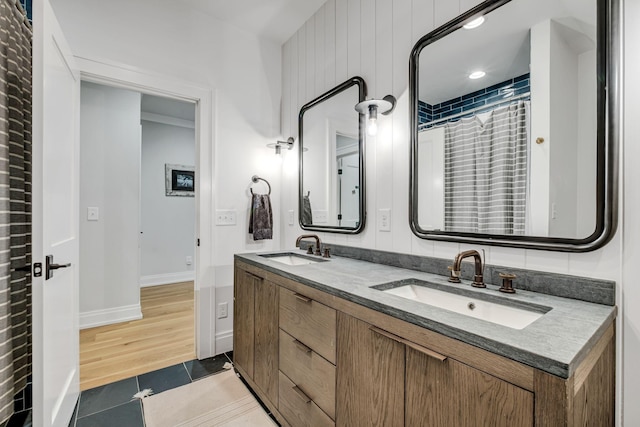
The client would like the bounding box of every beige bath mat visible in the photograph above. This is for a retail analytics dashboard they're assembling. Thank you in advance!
[141,369,277,427]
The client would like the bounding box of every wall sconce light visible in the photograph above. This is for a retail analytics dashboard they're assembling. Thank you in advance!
[267,137,294,155]
[355,95,397,136]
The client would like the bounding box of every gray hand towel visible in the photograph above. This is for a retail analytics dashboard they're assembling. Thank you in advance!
[302,194,313,225]
[249,194,273,240]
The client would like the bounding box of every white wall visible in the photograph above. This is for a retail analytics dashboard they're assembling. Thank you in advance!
[548,20,580,238]
[576,48,597,238]
[623,1,640,425]
[79,81,142,328]
[530,19,596,239]
[281,0,625,423]
[140,119,195,285]
[281,0,620,279]
[417,127,445,230]
[51,0,283,353]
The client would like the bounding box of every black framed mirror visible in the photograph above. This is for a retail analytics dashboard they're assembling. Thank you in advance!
[409,0,618,251]
[299,77,367,233]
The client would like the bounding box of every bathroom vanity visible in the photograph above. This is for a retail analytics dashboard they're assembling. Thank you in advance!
[233,250,616,427]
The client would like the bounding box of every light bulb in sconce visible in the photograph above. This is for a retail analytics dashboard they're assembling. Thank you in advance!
[463,16,485,29]
[355,95,397,138]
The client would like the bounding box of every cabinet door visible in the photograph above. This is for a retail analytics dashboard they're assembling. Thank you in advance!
[233,268,256,378]
[254,279,279,406]
[336,313,405,427]
[405,346,534,427]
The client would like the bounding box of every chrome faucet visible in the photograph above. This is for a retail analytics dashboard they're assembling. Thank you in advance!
[295,234,322,256]
[449,249,485,288]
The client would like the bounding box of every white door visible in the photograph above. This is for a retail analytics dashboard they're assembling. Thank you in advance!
[32,1,80,426]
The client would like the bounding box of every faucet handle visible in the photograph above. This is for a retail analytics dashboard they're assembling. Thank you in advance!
[306,246,314,255]
[448,266,461,283]
[323,247,331,258]
[499,273,516,293]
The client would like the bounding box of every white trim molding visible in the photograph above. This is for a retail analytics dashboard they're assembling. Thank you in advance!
[79,304,143,330]
[215,330,233,354]
[140,271,196,287]
[141,112,195,129]
[73,55,216,358]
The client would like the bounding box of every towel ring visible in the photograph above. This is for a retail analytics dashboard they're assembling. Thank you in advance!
[250,175,271,195]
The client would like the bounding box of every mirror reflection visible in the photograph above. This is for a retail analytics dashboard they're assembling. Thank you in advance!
[412,0,599,241]
[299,77,366,233]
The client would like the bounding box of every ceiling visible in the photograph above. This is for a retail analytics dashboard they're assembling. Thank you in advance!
[180,0,327,44]
[419,0,596,104]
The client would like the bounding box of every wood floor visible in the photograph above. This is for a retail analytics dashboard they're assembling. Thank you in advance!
[79,281,196,391]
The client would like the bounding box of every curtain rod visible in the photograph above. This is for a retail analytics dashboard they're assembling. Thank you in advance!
[419,92,530,130]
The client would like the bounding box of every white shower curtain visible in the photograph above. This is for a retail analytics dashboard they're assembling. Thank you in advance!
[444,101,528,234]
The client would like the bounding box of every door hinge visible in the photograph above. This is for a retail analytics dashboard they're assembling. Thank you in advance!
[197,238,200,247]
[33,263,42,278]
[338,214,342,220]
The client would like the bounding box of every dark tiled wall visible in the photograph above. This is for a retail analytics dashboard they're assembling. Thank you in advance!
[419,73,530,126]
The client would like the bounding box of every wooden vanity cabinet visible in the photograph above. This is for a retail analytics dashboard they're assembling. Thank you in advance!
[233,267,279,407]
[234,261,615,427]
[337,312,533,427]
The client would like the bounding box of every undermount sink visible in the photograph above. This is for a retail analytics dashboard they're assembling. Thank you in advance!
[374,279,550,330]
[258,252,325,266]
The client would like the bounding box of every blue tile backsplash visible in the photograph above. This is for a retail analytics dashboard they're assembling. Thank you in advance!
[418,73,530,127]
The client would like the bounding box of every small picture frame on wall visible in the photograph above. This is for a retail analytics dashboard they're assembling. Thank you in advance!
[165,164,195,197]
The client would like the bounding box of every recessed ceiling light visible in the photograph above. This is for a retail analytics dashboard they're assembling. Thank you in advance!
[463,16,485,30]
[469,71,486,80]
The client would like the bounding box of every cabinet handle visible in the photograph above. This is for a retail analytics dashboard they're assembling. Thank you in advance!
[370,326,447,362]
[294,293,312,303]
[292,385,312,403]
[293,339,312,354]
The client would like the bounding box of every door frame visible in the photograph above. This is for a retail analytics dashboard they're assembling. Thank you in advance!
[75,56,216,359]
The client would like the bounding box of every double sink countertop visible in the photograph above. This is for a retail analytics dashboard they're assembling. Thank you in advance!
[235,251,616,379]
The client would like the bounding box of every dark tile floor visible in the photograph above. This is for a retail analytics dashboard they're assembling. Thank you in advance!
[69,351,235,427]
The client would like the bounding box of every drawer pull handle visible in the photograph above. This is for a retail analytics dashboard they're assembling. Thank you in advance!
[293,339,312,354]
[370,326,447,362]
[294,293,312,303]
[292,385,312,403]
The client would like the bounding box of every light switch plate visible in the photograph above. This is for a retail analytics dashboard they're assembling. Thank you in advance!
[87,207,99,221]
[288,210,295,226]
[379,209,391,232]
[215,209,237,226]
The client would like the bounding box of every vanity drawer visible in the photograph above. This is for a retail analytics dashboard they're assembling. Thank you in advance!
[279,371,335,427]
[279,329,336,420]
[279,287,336,364]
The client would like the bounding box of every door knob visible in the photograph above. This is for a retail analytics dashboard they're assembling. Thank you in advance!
[45,255,71,280]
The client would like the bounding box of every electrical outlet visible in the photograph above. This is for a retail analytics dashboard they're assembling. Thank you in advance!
[379,209,391,232]
[217,302,228,319]
[186,256,193,266]
[288,210,295,226]
[314,210,328,224]
[215,210,237,226]
[87,207,99,221]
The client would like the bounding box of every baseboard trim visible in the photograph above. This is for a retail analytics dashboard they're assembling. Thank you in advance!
[140,271,195,287]
[80,304,142,329]
[215,330,233,354]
